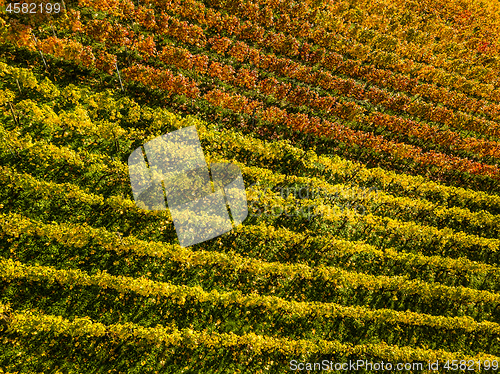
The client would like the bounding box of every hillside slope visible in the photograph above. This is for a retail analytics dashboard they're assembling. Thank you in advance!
[1,0,500,372]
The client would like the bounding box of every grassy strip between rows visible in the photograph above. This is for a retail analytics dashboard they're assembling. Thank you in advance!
[230,223,500,291]
[224,157,500,266]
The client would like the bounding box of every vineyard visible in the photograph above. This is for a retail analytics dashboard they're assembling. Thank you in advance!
[1,0,500,372]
